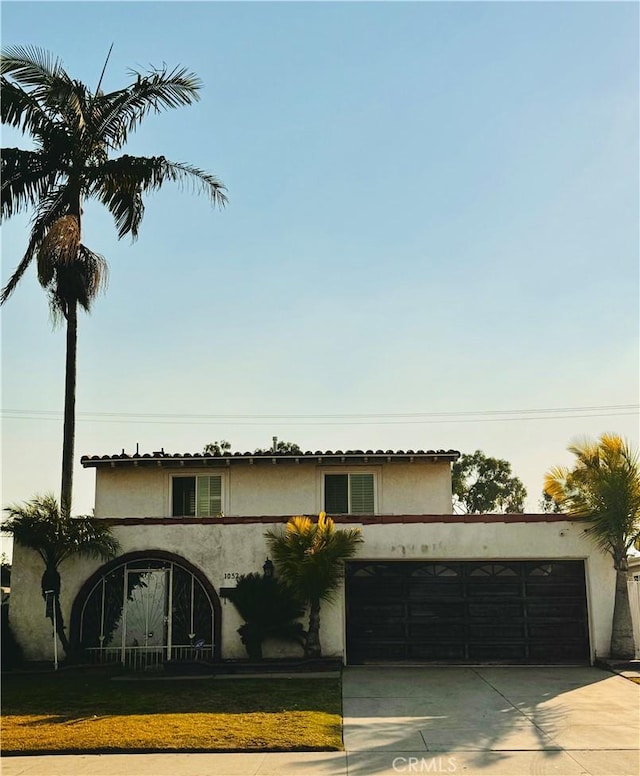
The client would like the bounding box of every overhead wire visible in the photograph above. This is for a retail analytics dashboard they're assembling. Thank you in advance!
[1,404,638,426]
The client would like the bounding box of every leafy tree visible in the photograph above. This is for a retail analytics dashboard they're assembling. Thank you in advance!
[452,450,527,513]
[544,434,640,658]
[1,494,120,656]
[265,513,362,658]
[255,440,303,454]
[203,440,232,455]
[227,572,306,660]
[1,46,227,517]
[538,491,563,514]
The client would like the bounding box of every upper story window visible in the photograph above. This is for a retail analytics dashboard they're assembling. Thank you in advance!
[324,473,375,514]
[172,475,223,517]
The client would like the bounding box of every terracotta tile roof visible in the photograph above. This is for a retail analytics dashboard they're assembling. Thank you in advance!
[81,448,460,468]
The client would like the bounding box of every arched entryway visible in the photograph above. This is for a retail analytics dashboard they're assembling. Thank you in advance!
[71,551,221,668]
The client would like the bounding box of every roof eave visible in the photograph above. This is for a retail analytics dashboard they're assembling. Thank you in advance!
[81,450,461,469]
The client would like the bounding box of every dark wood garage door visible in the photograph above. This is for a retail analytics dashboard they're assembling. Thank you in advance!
[345,560,590,663]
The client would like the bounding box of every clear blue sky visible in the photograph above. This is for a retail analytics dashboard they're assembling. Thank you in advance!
[2,1,638,554]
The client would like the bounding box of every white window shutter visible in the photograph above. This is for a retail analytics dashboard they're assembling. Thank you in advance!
[350,473,374,513]
[196,476,222,516]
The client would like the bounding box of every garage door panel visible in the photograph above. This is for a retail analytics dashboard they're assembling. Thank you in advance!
[467,585,522,598]
[408,601,466,618]
[410,643,466,660]
[409,581,464,598]
[468,602,523,618]
[469,643,527,661]
[346,560,589,664]
[527,601,586,618]
[410,622,466,639]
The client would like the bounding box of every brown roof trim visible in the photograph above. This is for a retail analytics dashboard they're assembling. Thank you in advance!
[102,513,574,527]
[81,448,460,469]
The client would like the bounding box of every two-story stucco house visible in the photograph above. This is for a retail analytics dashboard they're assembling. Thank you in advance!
[8,447,616,667]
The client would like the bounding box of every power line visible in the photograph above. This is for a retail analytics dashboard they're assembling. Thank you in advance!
[1,404,638,426]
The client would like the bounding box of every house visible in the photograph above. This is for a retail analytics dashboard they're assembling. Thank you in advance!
[8,447,616,667]
[628,555,640,658]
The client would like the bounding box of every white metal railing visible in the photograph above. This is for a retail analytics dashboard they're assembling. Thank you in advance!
[84,644,214,669]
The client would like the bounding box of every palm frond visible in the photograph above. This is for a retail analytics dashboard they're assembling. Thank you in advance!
[1,147,61,219]
[2,46,93,144]
[87,154,226,238]
[265,513,363,604]
[89,168,145,239]
[56,517,120,565]
[2,493,120,570]
[0,77,55,137]
[544,434,640,568]
[1,45,68,87]
[92,65,202,148]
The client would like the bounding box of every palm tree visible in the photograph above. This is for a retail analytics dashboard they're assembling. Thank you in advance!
[1,493,120,656]
[544,433,640,659]
[265,512,362,658]
[1,45,227,517]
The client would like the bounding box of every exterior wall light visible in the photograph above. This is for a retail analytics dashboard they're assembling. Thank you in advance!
[263,558,274,578]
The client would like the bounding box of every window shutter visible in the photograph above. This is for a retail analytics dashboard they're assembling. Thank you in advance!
[350,473,374,513]
[196,476,222,516]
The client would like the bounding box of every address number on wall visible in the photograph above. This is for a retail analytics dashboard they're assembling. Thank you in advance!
[223,571,241,585]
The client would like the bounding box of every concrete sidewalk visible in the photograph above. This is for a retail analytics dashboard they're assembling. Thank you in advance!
[2,666,639,776]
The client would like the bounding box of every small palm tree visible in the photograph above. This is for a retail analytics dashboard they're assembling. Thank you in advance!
[265,513,363,658]
[1,494,120,656]
[1,45,227,517]
[544,433,640,659]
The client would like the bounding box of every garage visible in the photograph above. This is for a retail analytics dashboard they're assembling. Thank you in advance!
[345,560,590,663]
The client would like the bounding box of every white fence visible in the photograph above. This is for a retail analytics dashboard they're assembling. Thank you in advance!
[84,644,214,670]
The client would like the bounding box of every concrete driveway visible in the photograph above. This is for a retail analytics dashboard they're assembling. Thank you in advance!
[343,665,640,776]
[2,666,638,776]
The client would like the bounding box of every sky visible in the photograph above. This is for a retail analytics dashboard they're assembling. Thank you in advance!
[1,1,638,557]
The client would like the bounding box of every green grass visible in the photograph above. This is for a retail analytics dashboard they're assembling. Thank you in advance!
[1,670,343,754]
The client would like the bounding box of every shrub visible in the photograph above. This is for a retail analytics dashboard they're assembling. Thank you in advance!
[228,573,305,659]
[1,604,24,670]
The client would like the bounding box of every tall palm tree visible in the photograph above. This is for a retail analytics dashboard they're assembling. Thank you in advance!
[544,433,640,659]
[1,45,227,517]
[1,493,120,656]
[265,512,362,658]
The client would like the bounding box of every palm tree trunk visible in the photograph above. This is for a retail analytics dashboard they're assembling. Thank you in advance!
[42,566,70,657]
[305,597,322,658]
[60,300,77,518]
[610,568,635,659]
[53,593,71,656]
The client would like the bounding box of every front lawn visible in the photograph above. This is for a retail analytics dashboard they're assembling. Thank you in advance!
[1,670,342,754]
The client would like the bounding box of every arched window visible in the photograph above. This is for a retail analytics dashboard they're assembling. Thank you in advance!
[71,551,220,668]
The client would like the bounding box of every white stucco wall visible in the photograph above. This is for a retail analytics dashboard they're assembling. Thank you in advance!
[95,469,166,518]
[7,518,616,665]
[93,461,453,518]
